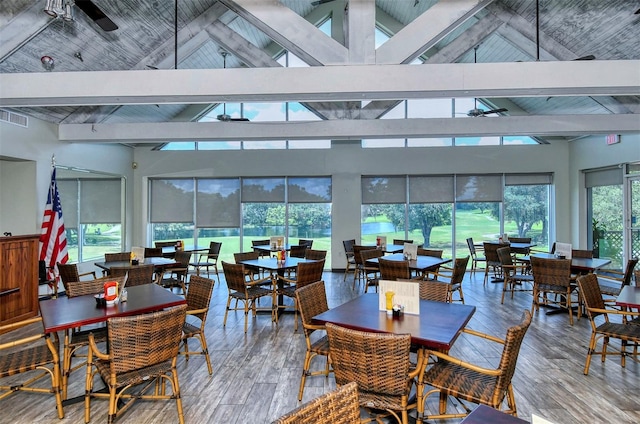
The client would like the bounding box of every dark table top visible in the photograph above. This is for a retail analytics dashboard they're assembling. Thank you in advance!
[367,253,452,271]
[460,405,529,424]
[252,244,292,253]
[530,252,611,272]
[312,293,475,351]
[485,241,537,250]
[615,285,640,309]
[39,283,186,333]
[238,256,319,271]
[94,256,177,271]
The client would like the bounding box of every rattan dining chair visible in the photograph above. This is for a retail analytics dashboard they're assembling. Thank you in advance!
[305,249,327,260]
[530,256,577,325]
[596,257,638,302]
[416,248,443,279]
[421,310,531,420]
[57,262,97,293]
[326,322,418,424]
[143,247,163,258]
[483,242,508,285]
[84,305,188,424]
[294,281,332,402]
[378,257,411,281]
[360,248,384,293]
[428,256,469,304]
[466,237,486,274]
[352,245,374,288]
[497,247,534,304]
[180,275,215,375]
[393,239,413,245]
[158,250,191,294]
[234,250,263,280]
[342,239,356,283]
[576,274,640,375]
[252,239,271,258]
[271,381,360,424]
[222,261,274,332]
[189,241,222,281]
[417,279,450,302]
[110,263,155,286]
[278,259,325,329]
[0,317,64,419]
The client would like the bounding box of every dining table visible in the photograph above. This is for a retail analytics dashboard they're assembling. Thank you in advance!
[251,244,291,256]
[312,293,476,419]
[615,285,640,310]
[460,405,529,424]
[366,252,452,273]
[94,256,178,274]
[39,283,186,403]
[530,252,611,273]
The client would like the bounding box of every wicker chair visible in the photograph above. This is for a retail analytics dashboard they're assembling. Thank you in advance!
[289,245,308,259]
[294,281,332,402]
[360,248,384,293]
[252,239,271,258]
[422,310,532,420]
[158,250,191,294]
[305,249,327,260]
[342,239,356,283]
[497,247,534,304]
[234,250,262,280]
[418,279,450,302]
[155,240,179,248]
[379,257,411,281]
[271,381,360,424]
[393,239,413,245]
[143,247,163,258]
[572,249,594,259]
[278,260,325,329]
[222,261,274,333]
[57,262,97,293]
[416,248,443,279]
[483,242,508,285]
[326,323,418,424]
[428,256,469,304]
[596,257,638,301]
[63,276,125,400]
[84,305,188,424]
[530,256,577,325]
[507,237,532,257]
[110,263,155,286]
[576,274,640,375]
[352,245,374,288]
[466,238,486,274]
[104,252,131,262]
[189,241,222,280]
[180,275,215,375]
[0,317,64,419]
[298,239,314,249]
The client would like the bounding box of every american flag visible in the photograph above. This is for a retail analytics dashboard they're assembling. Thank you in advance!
[39,168,69,281]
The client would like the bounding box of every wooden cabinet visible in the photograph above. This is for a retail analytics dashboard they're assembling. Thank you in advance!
[0,234,39,326]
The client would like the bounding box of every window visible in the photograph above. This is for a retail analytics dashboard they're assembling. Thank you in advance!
[150,179,195,254]
[586,167,623,269]
[409,176,454,255]
[361,176,407,245]
[504,174,552,251]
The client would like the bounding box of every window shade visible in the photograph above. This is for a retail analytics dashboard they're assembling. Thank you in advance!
[455,175,502,202]
[150,179,194,223]
[196,179,240,227]
[584,167,623,188]
[288,177,331,202]
[241,178,285,202]
[505,173,553,186]
[80,179,122,224]
[57,179,78,228]
[409,175,454,203]
[361,176,406,204]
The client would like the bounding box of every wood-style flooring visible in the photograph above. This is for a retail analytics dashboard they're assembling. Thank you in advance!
[2,269,640,424]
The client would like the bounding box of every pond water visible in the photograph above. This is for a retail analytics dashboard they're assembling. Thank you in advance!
[361,222,395,235]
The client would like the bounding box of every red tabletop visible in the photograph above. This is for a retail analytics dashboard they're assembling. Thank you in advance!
[530,253,611,273]
[39,283,186,334]
[312,293,475,351]
[461,405,528,424]
[367,253,451,272]
[615,285,640,309]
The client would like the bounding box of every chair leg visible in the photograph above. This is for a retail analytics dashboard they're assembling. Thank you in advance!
[298,350,313,401]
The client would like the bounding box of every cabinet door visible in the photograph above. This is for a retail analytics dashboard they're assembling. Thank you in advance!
[0,238,38,324]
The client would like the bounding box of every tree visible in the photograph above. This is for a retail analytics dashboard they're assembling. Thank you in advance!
[380,204,451,247]
[500,185,548,241]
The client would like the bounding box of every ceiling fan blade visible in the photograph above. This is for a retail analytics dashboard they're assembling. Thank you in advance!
[483,108,508,115]
[311,0,336,6]
[574,54,595,61]
[75,0,118,32]
[230,118,250,122]
[635,8,640,14]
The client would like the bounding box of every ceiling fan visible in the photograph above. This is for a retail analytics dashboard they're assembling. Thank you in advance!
[44,0,118,32]
[466,46,508,117]
[216,51,250,122]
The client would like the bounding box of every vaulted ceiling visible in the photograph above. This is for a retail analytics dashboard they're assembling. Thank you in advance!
[1,0,639,145]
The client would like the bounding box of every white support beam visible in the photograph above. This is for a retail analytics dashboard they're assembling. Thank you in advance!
[347,0,376,64]
[58,114,640,143]
[376,0,493,64]
[218,0,348,65]
[0,3,52,60]
[2,61,639,107]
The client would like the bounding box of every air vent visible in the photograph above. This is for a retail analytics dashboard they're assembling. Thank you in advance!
[0,109,28,128]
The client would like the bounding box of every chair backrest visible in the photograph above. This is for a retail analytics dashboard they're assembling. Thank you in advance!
[234,251,259,262]
[144,247,163,258]
[508,237,531,244]
[378,257,410,280]
[352,245,374,266]
[251,239,270,247]
[417,248,443,258]
[174,250,192,267]
[104,252,131,262]
[450,256,470,285]
[295,260,326,288]
[466,238,477,256]
[222,261,249,292]
[57,262,80,288]
[483,242,508,265]
[576,273,607,319]
[289,245,308,258]
[107,304,187,375]
[155,241,179,248]
[417,279,449,302]
[185,275,215,321]
[496,246,514,267]
[66,276,125,298]
[326,322,412,396]
[305,249,327,260]
[622,258,639,286]
[298,239,313,248]
[360,247,384,267]
[531,256,572,289]
[572,249,593,259]
[393,239,413,245]
[207,241,222,258]
[494,310,532,399]
[342,239,355,255]
[111,264,155,286]
[271,381,360,424]
[295,281,329,335]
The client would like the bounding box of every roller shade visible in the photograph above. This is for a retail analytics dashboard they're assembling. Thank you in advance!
[196,179,240,227]
[242,178,285,202]
[505,173,553,186]
[584,167,623,188]
[288,177,332,202]
[57,179,78,228]
[456,175,502,202]
[80,179,122,224]
[409,175,454,203]
[150,179,194,223]
[361,176,406,204]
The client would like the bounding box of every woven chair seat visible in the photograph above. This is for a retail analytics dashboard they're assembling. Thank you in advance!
[309,335,330,356]
[594,322,640,340]
[94,359,174,389]
[236,286,272,300]
[182,322,200,337]
[0,344,56,378]
[422,362,502,407]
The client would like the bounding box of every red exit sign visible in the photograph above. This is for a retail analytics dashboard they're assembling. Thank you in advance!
[606,134,620,145]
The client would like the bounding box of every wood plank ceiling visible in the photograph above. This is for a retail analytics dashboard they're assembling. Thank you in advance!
[0,0,639,145]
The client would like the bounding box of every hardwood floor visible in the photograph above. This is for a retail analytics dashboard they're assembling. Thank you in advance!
[2,269,640,424]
